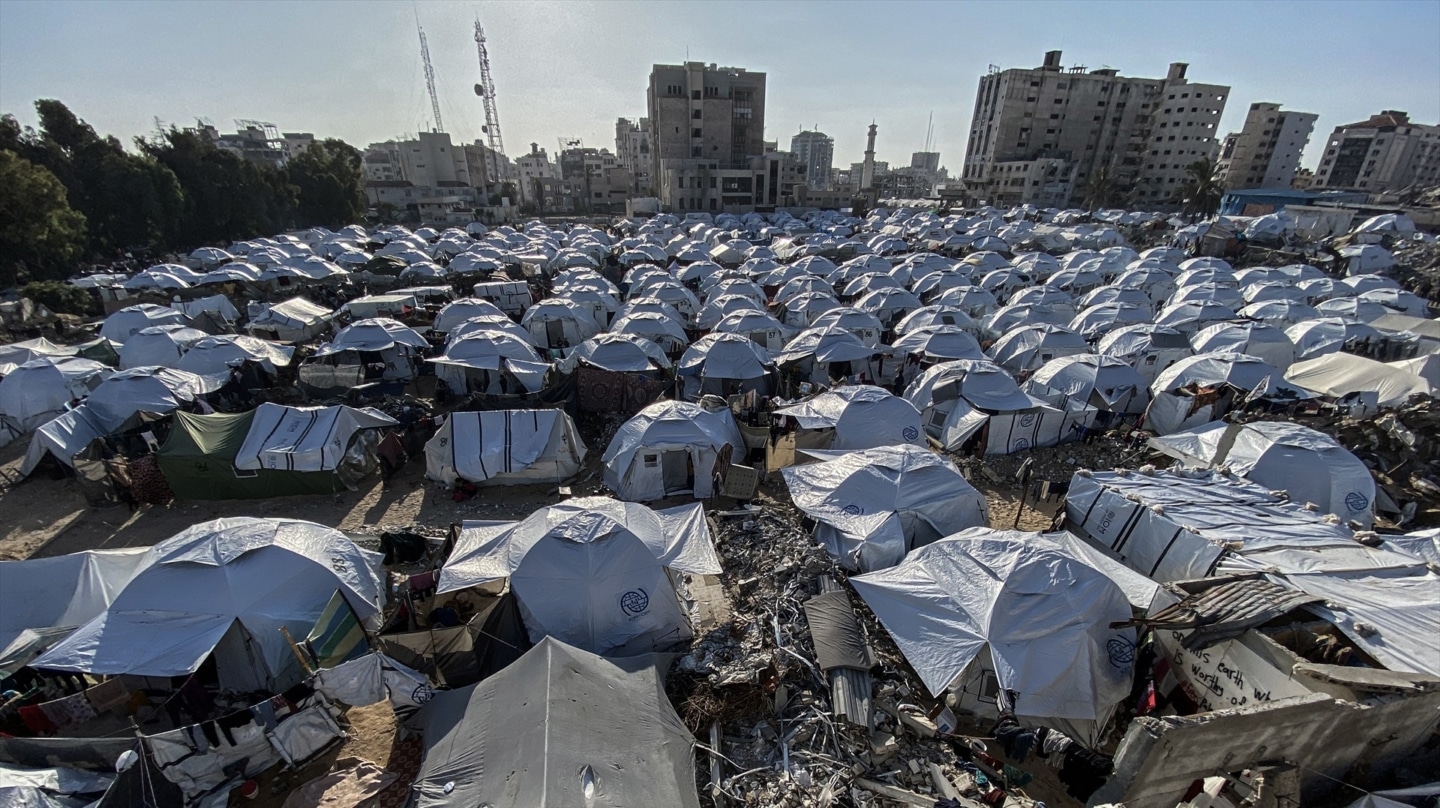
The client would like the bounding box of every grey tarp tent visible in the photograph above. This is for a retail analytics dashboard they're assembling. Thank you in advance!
[407,636,699,808]
[424,409,586,486]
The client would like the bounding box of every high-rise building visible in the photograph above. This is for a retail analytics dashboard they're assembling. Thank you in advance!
[1310,110,1440,192]
[615,118,653,196]
[1216,103,1317,190]
[910,151,941,172]
[790,130,835,190]
[962,50,1229,207]
[647,62,777,212]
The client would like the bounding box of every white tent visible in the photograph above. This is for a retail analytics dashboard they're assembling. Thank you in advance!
[560,332,671,373]
[602,400,743,500]
[99,304,188,344]
[0,357,111,435]
[439,498,722,655]
[1145,352,1311,435]
[0,338,78,376]
[611,311,690,353]
[676,333,775,399]
[775,385,923,451]
[235,402,397,473]
[425,409,585,486]
[246,297,332,342]
[33,518,381,692]
[175,335,294,377]
[988,324,1089,375]
[117,325,209,370]
[1284,353,1432,407]
[851,530,1135,743]
[521,298,602,350]
[0,548,148,653]
[1096,324,1192,384]
[431,330,550,395]
[782,444,988,571]
[1149,420,1376,527]
[1025,353,1150,414]
[432,298,507,334]
[1191,321,1297,370]
[1284,318,1384,361]
[85,366,222,431]
[888,325,986,361]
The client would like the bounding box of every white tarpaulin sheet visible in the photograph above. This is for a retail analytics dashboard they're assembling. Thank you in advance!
[1275,566,1440,678]
[602,401,743,500]
[439,498,721,655]
[0,357,111,434]
[1149,420,1375,527]
[424,409,585,486]
[782,445,988,571]
[1284,353,1433,407]
[33,518,383,682]
[236,403,397,472]
[20,405,109,476]
[0,548,148,651]
[1065,470,1415,583]
[851,531,1136,723]
[85,367,222,432]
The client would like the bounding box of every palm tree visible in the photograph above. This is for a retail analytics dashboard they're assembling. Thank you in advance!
[1180,157,1223,220]
[1083,166,1113,213]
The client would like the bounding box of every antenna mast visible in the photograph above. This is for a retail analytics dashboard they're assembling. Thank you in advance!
[417,21,443,132]
[474,20,505,154]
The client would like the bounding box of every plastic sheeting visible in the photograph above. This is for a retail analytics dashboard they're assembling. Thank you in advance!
[1277,566,1440,678]
[782,445,988,572]
[425,409,585,486]
[0,548,148,652]
[407,637,699,808]
[851,531,1136,723]
[0,357,111,434]
[602,401,743,501]
[33,518,383,683]
[1284,353,1433,406]
[439,498,721,655]
[235,403,397,472]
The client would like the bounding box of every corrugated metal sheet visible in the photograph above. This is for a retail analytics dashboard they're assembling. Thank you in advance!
[817,576,873,729]
[1133,577,1321,649]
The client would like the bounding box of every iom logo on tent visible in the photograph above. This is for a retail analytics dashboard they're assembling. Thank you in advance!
[1345,492,1369,513]
[1107,637,1136,669]
[902,426,919,441]
[620,588,650,617]
[1019,413,1037,428]
[842,504,864,516]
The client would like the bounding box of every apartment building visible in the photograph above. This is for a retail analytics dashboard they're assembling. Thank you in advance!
[963,50,1229,208]
[514,143,559,208]
[790,130,835,190]
[646,61,768,211]
[1311,110,1440,193]
[1217,103,1317,190]
[615,118,653,195]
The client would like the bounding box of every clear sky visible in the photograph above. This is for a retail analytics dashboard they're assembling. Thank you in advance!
[2,0,1437,172]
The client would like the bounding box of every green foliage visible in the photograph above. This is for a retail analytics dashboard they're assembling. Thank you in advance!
[22,279,94,315]
[0,151,88,286]
[1181,157,1224,220]
[286,139,366,229]
[139,127,296,246]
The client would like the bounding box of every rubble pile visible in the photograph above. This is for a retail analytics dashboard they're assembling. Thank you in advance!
[951,432,1146,490]
[1392,237,1440,300]
[672,496,1043,808]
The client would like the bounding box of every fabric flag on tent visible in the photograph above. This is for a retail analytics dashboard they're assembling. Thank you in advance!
[306,590,369,669]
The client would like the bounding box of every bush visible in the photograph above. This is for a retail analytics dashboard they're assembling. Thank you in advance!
[22,279,95,316]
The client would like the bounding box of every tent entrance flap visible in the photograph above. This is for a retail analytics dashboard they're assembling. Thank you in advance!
[661,450,693,495]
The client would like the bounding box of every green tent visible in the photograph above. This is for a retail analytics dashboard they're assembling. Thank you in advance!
[158,409,344,500]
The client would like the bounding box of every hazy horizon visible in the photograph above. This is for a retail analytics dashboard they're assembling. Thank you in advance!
[2,0,1437,172]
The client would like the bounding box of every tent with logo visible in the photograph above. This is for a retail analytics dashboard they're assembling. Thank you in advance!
[774,385,924,452]
[232,403,398,487]
[602,400,743,501]
[425,409,586,486]
[783,445,989,571]
[246,297,332,343]
[1148,420,1375,527]
[439,498,721,655]
[32,517,383,692]
[407,637,699,808]
[851,529,1136,743]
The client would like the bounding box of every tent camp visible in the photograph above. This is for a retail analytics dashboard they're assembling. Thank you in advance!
[676,333,776,399]
[425,409,585,486]
[1145,352,1311,435]
[116,325,209,370]
[232,403,398,486]
[1148,420,1376,527]
[408,637,699,808]
[175,335,294,378]
[1024,354,1150,415]
[782,444,989,571]
[602,400,744,501]
[1096,324,1193,384]
[0,357,111,436]
[246,297,332,343]
[905,360,1097,455]
[774,385,923,452]
[850,530,1136,743]
[99,305,188,344]
[439,498,722,655]
[32,517,383,692]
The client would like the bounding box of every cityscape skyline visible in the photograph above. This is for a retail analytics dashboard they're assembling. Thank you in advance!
[2,0,1437,173]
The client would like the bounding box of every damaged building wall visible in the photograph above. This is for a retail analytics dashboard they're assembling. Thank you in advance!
[1091,690,1440,807]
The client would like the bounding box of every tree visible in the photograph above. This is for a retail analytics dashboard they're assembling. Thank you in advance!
[22,280,95,315]
[139,126,295,246]
[499,181,517,204]
[287,139,366,229]
[0,151,88,286]
[1180,157,1223,220]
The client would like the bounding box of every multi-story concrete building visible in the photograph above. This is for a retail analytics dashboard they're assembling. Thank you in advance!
[557,147,633,213]
[1217,103,1317,190]
[790,130,835,189]
[647,61,768,211]
[1311,110,1440,193]
[911,151,941,173]
[615,118,653,195]
[515,143,559,208]
[962,50,1229,208]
